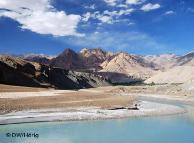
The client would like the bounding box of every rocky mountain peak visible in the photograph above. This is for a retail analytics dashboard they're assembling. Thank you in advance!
[50,48,84,69]
[59,48,77,57]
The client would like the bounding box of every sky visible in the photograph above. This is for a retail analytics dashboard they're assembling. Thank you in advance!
[0,0,194,56]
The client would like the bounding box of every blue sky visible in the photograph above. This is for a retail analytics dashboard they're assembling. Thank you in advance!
[0,0,194,56]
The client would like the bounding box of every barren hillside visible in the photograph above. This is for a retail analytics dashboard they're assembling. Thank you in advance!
[145,66,194,84]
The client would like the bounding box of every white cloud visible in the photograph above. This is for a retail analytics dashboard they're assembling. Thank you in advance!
[103,9,134,17]
[103,10,118,16]
[84,11,113,24]
[84,4,95,9]
[97,15,113,24]
[126,0,144,5]
[118,9,134,15]
[87,11,113,24]
[88,8,134,24]
[104,0,118,6]
[117,4,128,8]
[128,22,135,26]
[0,0,83,37]
[141,3,161,12]
[105,0,144,7]
[164,11,175,15]
[82,12,91,22]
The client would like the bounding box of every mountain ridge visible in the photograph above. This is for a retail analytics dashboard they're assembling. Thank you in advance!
[2,48,194,84]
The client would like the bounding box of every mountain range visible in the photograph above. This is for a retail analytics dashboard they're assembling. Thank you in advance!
[25,48,194,83]
[1,48,194,86]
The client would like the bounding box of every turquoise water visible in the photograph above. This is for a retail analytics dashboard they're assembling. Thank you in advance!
[0,112,194,143]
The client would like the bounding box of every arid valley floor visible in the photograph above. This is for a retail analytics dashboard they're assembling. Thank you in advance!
[1,84,193,124]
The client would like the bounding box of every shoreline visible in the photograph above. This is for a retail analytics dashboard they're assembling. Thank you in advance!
[0,101,186,125]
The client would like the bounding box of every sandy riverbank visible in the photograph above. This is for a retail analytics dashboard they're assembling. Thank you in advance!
[0,101,185,125]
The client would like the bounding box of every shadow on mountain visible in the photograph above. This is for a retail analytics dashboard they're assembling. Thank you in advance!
[0,61,41,87]
[96,72,144,85]
[48,68,109,89]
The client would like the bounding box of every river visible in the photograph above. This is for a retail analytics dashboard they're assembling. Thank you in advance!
[0,104,194,143]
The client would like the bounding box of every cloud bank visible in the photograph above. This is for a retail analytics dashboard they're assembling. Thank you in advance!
[0,0,83,37]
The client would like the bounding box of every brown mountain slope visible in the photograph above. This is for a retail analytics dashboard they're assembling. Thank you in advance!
[100,52,158,83]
